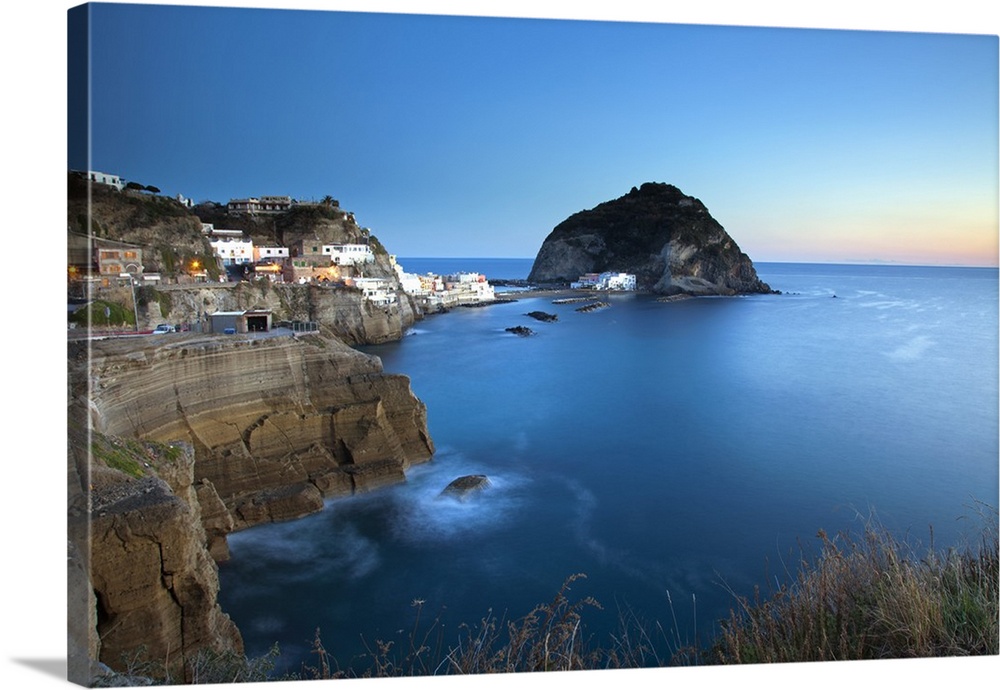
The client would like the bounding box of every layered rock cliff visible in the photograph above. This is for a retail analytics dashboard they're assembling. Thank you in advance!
[528,183,774,295]
[67,177,438,683]
[107,280,421,346]
[68,425,244,683]
[67,331,435,683]
[71,332,434,535]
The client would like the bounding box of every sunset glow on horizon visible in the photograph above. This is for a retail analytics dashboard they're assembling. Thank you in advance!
[69,1,999,268]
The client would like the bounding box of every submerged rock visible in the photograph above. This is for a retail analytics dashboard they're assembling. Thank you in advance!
[439,475,492,501]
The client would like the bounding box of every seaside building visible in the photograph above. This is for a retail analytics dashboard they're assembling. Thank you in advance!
[443,272,495,302]
[349,277,396,306]
[254,246,290,262]
[323,243,374,266]
[571,271,636,291]
[210,237,255,266]
[391,259,426,295]
[393,265,496,310]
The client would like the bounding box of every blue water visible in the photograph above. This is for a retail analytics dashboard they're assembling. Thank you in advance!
[218,262,999,675]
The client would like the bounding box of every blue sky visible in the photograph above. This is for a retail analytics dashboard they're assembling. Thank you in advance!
[71,1,998,265]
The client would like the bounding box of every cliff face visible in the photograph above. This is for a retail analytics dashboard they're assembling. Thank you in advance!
[528,183,773,295]
[68,427,244,683]
[68,331,435,682]
[70,333,434,536]
[67,178,436,682]
[121,281,421,345]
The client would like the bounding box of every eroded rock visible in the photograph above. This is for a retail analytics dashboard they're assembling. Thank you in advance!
[439,474,492,501]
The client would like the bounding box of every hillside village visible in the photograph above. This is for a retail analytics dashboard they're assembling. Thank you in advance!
[67,171,499,333]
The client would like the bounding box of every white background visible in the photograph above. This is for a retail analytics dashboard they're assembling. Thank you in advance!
[3,2,997,689]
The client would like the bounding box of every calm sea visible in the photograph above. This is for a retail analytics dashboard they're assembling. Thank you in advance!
[218,262,999,675]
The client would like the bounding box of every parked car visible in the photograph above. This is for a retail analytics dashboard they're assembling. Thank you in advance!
[152,324,175,334]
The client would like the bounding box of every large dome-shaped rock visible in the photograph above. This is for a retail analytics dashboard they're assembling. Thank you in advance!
[528,183,774,296]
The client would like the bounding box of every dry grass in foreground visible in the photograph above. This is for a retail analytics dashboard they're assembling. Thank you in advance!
[91,511,998,684]
[708,510,998,664]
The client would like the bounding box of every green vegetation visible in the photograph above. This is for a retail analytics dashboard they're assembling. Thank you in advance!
[90,439,145,479]
[368,233,388,257]
[69,300,135,328]
[137,286,173,318]
[89,435,185,479]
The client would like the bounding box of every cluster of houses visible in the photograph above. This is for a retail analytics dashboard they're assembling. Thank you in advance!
[570,271,637,291]
[68,173,507,311]
[71,173,638,320]
[392,263,496,310]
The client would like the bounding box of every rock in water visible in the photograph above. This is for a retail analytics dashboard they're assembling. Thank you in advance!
[505,325,534,336]
[439,475,491,501]
[528,182,774,296]
[526,311,558,322]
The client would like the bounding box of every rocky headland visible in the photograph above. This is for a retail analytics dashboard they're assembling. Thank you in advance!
[68,331,434,682]
[67,181,437,684]
[528,182,775,296]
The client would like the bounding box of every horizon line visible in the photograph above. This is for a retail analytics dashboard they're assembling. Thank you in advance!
[395,256,1000,269]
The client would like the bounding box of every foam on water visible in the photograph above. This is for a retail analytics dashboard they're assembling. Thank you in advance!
[384,449,532,546]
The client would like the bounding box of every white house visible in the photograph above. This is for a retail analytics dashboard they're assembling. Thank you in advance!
[443,272,495,302]
[600,272,637,291]
[392,264,426,294]
[572,271,636,291]
[571,273,602,289]
[351,277,396,306]
[322,243,375,266]
[210,238,255,265]
[254,246,290,261]
[84,171,125,191]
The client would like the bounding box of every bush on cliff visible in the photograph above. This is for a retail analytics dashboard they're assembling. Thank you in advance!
[69,300,135,328]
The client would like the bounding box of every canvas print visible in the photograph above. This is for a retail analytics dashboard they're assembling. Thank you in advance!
[66,2,998,687]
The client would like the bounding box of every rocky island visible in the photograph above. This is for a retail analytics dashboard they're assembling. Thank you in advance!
[528,182,774,296]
